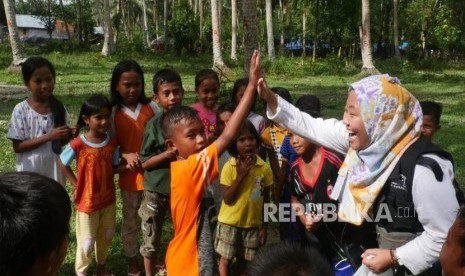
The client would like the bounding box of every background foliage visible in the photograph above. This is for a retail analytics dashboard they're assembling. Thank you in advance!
[1,0,465,272]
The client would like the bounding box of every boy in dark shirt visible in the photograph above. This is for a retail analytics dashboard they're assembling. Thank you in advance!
[138,68,184,276]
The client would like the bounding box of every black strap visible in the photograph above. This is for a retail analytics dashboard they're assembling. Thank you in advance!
[416,156,444,182]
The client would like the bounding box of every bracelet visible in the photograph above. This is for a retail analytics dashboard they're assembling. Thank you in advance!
[390,249,399,268]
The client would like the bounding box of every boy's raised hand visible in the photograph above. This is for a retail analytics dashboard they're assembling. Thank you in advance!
[248,50,262,89]
[216,50,261,156]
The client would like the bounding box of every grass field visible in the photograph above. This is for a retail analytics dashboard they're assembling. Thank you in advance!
[0,48,464,275]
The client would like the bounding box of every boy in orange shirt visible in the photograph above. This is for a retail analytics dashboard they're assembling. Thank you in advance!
[163,50,261,276]
[138,68,184,276]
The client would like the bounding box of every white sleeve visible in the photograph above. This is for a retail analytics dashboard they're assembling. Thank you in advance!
[396,154,459,274]
[266,96,349,155]
[6,103,26,140]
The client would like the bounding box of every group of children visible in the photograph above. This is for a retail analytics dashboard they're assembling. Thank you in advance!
[5,52,452,276]
[5,52,273,276]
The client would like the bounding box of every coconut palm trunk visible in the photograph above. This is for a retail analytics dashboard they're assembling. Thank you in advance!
[230,0,238,60]
[242,0,258,73]
[360,0,378,74]
[211,0,225,67]
[3,0,26,67]
[393,0,401,61]
[265,0,275,60]
[101,0,115,56]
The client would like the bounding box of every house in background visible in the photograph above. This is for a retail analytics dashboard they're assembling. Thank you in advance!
[16,14,74,42]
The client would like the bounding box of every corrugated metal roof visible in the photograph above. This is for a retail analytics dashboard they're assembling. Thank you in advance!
[16,14,46,29]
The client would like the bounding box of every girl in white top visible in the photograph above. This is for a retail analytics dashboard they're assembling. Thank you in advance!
[257,74,459,275]
[7,57,72,186]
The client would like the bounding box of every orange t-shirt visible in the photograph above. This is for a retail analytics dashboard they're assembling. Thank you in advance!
[165,142,218,276]
[113,102,158,191]
[69,136,118,212]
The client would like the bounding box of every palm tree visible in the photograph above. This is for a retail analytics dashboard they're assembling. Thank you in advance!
[101,0,115,56]
[199,0,204,47]
[164,0,168,38]
[58,0,72,42]
[142,0,150,47]
[312,0,320,62]
[3,0,26,67]
[360,0,378,74]
[230,0,237,60]
[211,0,225,67]
[265,0,275,60]
[242,0,258,73]
[278,0,285,49]
[302,6,307,57]
[393,0,401,61]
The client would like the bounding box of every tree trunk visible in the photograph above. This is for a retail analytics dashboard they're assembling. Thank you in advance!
[142,0,150,47]
[302,7,307,57]
[114,0,121,45]
[59,0,72,42]
[218,0,222,38]
[211,0,225,67]
[153,0,159,36]
[76,0,83,47]
[279,0,284,48]
[3,0,26,67]
[360,0,377,73]
[122,0,129,37]
[312,0,319,62]
[230,0,237,60]
[47,0,53,39]
[163,0,168,47]
[265,0,275,60]
[199,0,204,42]
[163,0,168,37]
[101,0,115,56]
[421,20,427,58]
[242,0,258,73]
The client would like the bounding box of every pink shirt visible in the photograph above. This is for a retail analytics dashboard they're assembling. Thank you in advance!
[191,103,217,137]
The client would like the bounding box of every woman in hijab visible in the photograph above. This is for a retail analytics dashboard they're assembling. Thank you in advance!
[258,74,459,275]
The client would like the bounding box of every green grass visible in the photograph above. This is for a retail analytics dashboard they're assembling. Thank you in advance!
[1,47,465,275]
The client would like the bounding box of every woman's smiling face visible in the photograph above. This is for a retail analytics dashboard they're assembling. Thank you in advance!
[343,91,370,151]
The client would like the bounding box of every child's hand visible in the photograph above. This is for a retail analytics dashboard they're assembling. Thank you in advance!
[248,50,261,88]
[236,155,254,178]
[49,126,73,140]
[123,152,141,171]
[69,125,79,138]
[163,148,177,161]
[303,213,322,232]
[257,78,272,99]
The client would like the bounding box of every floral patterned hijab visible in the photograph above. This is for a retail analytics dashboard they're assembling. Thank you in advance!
[331,74,423,225]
